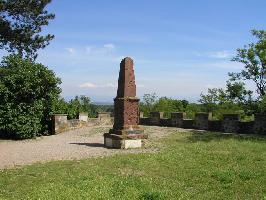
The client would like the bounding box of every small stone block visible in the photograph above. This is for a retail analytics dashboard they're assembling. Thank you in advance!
[124,139,142,149]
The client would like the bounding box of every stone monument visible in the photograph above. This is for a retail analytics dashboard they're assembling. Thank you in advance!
[104,57,147,149]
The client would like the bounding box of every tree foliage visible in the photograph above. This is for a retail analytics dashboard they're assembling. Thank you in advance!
[154,97,185,118]
[230,30,266,97]
[0,55,61,139]
[0,0,55,59]
[52,96,113,119]
[140,93,192,118]
[140,93,158,117]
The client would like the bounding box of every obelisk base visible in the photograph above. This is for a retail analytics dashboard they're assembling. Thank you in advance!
[103,129,148,149]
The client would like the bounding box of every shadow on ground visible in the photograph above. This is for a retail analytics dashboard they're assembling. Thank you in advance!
[69,142,104,147]
[185,130,266,143]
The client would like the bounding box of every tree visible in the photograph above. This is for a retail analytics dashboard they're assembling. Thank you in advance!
[199,85,252,119]
[0,0,55,59]
[230,30,266,97]
[153,97,184,118]
[199,88,226,112]
[79,95,93,116]
[140,93,158,116]
[0,55,61,139]
[67,96,81,119]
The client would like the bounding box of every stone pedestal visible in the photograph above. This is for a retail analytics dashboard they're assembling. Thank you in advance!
[104,57,147,149]
[51,114,68,134]
[79,112,88,122]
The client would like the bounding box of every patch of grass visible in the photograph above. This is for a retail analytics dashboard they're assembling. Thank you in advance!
[0,128,266,199]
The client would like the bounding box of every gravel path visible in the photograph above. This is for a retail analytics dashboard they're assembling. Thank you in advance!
[0,125,179,169]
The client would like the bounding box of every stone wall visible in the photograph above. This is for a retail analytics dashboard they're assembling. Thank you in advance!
[51,111,266,135]
[150,112,164,126]
[139,112,266,135]
[170,112,185,127]
[222,114,240,133]
[97,112,113,124]
[51,112,113,134]
[253,114,266,134]
[194,112,209,130]
[51,114,68,134]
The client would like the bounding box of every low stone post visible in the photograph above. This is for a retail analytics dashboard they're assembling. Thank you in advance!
[222,114,240,133]
[79,112,88,122]
[51,114,68,134]
[139,112,144,118]
[97,112,111,121]
[194,112,209,130]
[253,114,266,134]
[170,112,185,127]
[150,112,164,126]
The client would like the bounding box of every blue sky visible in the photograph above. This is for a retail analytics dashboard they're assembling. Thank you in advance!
[3,0,266,102]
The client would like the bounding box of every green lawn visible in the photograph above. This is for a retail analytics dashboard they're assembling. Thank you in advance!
[0,129,266,200]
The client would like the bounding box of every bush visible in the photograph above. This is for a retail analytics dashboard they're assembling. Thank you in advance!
[0,55,61,139]
[52,96,97,119]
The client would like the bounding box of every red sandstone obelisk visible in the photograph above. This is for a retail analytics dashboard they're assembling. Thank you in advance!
[104,57,147,149]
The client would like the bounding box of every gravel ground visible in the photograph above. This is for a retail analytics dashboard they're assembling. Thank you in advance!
[0,125,180,169]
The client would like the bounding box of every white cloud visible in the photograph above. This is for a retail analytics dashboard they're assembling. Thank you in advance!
[85,46,93,54]
[79,82,144,89]
[195,50,234,59]
[79,82,117,89]
[106,83,117,88]
[209,50,234,59]
[79,82,97,88]
[207,61,243,70]
[137,84,145,88]
[104,43,115,50]
[65,48,76,54]
[85,44,116,55]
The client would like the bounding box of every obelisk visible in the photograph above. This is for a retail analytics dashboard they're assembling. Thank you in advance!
[104,57,147,149]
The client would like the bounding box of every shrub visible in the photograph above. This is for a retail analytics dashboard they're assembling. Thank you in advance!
[0,55,61,139]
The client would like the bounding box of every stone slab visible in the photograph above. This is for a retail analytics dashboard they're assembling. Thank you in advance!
[104,136,142,149]
[124,139,142,149]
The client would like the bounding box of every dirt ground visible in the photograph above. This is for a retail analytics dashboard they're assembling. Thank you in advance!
[0,125,180,169]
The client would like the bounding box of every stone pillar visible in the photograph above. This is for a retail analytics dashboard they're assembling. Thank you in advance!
[194,112,209,130]
[51,114,68,134]
[104,57,147,149]
[150,112,164,126]
[253,114,266,134]
[79,112,88,122]
[170,112,185,127]
[139,112,144,118]
[222,114,240,133]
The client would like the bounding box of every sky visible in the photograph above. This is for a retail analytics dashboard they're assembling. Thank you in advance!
[2,0,266,102]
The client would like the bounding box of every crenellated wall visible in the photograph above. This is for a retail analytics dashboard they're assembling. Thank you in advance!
[51,111,266,135]
[51,112,113,134]
[150,112,164,126]
[139,111,266,135]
